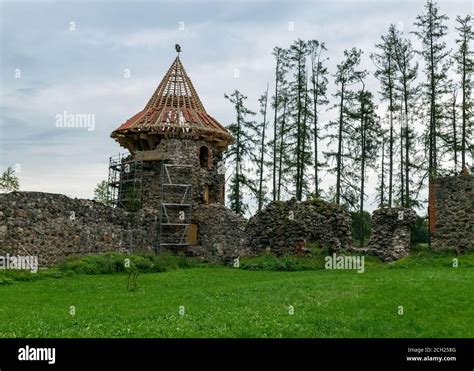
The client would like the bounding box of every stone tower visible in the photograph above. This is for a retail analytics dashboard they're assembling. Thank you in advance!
[109,49,234,250]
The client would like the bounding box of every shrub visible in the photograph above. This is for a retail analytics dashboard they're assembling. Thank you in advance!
[240,253,325,271]
[58,253,127,275]
[129,255,154,272]
[150,253,179,272]
[56,252,202,275]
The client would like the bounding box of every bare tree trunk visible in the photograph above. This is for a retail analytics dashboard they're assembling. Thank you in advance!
[277,100,288,200]
[404,82,410,208]
[312,50,322,197]
[400,119,405,206]
[359,89,366,248]
[388,56,394,208]
[257,86,269,211]
[452,89,458,173]
[380,136,385,206]
[336,83,344,205]
[298,74,309,199]
[272,59,281,201]
[461,45,467,169]
[295,56,304,201]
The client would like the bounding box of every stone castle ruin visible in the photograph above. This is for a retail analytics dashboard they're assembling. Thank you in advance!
[0,52,249,265]
[0,192,159,266]
[107,54,240,254]
[246,198,352,255]
[109,56,232,210]
[0,50,471,267]
[430,171,473,252]
[363,208,417,262]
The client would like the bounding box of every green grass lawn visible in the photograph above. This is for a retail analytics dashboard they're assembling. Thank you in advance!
[0,252,473,338]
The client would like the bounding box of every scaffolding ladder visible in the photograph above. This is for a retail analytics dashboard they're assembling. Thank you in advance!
[108,153,143,209]
[157,162,193,253]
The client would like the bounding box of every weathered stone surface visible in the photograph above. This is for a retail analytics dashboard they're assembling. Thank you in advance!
[0,191,250,267]
[0,192,159,267]
[124,139,225,210]
[245,198,352,255]
[190,204,249,262]
[432,175,473,252]
[364,207,417,262]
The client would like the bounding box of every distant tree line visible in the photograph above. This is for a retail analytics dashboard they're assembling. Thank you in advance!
[224,1,472,246]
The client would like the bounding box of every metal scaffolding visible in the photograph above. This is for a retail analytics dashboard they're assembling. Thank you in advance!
[108,153,143,209]
[158,162,193,252]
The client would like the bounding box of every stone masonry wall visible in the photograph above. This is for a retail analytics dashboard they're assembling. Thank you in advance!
[365,207,417,262]
[189,204,249,263]
[0,191,250,267]
[0,192,159,267]
[135,139,225,209]
[246,198,352,255]
[431,175,473,252]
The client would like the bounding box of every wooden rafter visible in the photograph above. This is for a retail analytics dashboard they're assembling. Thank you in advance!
[111,55,234,151]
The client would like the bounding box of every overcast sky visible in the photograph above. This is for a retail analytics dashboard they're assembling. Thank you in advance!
[0,0,472,213]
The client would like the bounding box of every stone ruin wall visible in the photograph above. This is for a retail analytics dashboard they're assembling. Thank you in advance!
[190,204,249,263]
[364,207,417,262]
[0,192,353,267]
[431,174,473,252]
[0,192,159,267]
[0,191,248,268]
[246,198,352,255]
[2,189,444,268]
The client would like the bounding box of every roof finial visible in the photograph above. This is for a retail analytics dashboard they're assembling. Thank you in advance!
[175,44,181,55]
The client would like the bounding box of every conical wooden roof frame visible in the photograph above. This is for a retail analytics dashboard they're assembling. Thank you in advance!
[111,56,233,152]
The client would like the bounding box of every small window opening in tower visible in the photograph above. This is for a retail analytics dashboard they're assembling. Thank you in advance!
[200,146,210,168]
[220,184,225,203]
[203,184,209,204]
